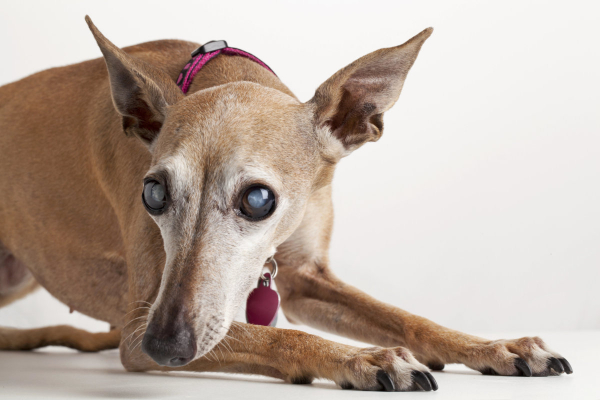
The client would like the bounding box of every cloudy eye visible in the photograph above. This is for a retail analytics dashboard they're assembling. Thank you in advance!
[240,185,276,220]
[142,179,168,214]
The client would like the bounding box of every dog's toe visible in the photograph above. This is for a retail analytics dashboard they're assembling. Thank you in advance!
[471,336,572,377]
[559,358,573,374]
[335,346,437,391]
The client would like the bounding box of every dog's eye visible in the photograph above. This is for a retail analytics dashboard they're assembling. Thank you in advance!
[143,180,168,214]
[240,185,276,220]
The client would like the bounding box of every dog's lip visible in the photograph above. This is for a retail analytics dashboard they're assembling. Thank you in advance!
[194,335,223,360]
[193,319,230,358]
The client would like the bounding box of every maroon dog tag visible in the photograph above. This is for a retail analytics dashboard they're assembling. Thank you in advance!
[246,273,280,326]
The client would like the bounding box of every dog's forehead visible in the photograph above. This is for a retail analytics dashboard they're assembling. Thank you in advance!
[156,83,306,152]
[154,82,317,176]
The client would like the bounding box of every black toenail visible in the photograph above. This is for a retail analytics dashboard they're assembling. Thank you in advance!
[558,358,573,374]
[411,370,432,391]
[424,371,438,391]
[376,370,395,391]
[514,358,532,377]
[548,357,564,374]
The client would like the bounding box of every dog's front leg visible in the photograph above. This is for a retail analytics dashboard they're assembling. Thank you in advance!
[117,217,435,391]
[276,263,572,377]
[119,322,437,391]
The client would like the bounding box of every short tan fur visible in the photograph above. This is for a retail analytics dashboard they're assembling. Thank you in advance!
[0,17,571,392]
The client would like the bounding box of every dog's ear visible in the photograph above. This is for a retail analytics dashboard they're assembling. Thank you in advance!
[85,16,183,147]
[309,28,432,154]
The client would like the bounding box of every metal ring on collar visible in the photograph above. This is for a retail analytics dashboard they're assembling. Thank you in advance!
[261,257,278,281]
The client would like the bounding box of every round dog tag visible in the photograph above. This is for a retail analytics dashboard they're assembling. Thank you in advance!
[246,273,280,327]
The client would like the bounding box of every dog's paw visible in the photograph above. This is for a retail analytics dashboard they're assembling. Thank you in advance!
[469,336,572,377]
[335,346,438,391]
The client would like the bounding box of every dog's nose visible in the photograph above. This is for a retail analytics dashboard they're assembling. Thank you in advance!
[141,322,196,367]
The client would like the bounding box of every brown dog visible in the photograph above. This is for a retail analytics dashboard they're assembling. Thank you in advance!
[0,17,572,392]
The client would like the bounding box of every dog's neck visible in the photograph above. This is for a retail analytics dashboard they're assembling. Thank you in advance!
[176,43,276,94]
[177,42,296,100]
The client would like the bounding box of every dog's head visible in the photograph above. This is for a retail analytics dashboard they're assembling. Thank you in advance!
[87,17,431,367]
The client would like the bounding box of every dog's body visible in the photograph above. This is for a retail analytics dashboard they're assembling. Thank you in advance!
[0,18,571,391]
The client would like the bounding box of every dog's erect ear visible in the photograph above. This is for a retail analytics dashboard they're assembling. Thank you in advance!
[85,16,183,147]
[309,28,432,154]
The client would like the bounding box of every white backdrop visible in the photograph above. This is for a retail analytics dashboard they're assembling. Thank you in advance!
[0,0,598,335]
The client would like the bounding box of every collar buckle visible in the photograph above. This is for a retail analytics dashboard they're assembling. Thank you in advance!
[191,40,228,57]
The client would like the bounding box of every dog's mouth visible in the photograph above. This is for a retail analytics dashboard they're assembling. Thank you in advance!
[141,256,273,367]
[141,312,236,367]
[140,289,247,367]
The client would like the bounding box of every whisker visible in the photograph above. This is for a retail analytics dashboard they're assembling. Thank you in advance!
[221,337,234,354]
[221,335,236,355]
[224,333,241,343]
[128,330,146,350]
[122,315,148,330]
[232,322,252,339]
[123,323,147,346]
[204,351,215,363]
[129,336,145,357]
[128,300,153,306]
[223,343,234,358]
[211,349,221,366]
[227,333,248,353]
[123,306,150,319]
[128,332,146,356]
[216,344,226,362]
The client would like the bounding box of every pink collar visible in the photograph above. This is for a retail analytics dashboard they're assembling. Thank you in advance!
[176,40,276,94]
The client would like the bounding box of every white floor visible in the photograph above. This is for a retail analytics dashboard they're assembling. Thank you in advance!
[0,329,597,400]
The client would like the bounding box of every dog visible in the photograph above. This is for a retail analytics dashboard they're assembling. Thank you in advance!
[0,16,572,392]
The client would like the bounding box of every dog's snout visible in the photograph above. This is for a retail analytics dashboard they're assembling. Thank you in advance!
[141,320,196,367]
